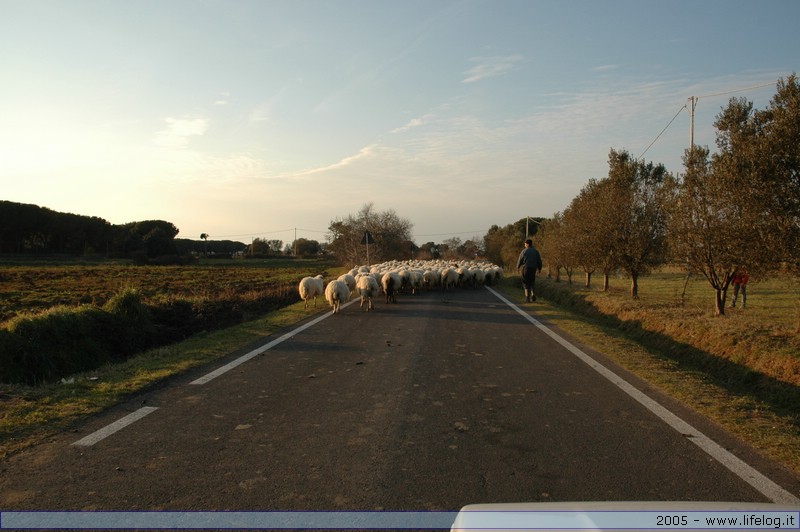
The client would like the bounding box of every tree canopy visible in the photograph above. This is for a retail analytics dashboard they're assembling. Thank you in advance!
[668,74,800,314]
[327,203,413,265]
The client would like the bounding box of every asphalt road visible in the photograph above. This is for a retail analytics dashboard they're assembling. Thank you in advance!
[1,286,798,515]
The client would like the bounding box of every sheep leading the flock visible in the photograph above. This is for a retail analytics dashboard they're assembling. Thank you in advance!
[355,273,380,311]
[325,279,350,314]
[298,275,325,308]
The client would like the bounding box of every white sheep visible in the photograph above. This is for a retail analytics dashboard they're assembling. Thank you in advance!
[337,273,357,298]
[298,275,325,308]
[441,268,459,290]
[407,270,423,294]
[356,273,380,311]
[325,279,350,314]
[484,266,502,285]
[381,271,401,303]
[344,259,504,299]
[422,269,441,290]
[471,268,486,287]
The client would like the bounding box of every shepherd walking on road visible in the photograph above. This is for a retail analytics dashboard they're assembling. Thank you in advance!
[517,238,543,302]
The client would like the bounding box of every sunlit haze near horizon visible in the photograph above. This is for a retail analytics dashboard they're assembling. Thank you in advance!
[2,0,798,245]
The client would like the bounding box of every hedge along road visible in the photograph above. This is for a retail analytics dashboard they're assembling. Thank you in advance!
[1,286,798,514]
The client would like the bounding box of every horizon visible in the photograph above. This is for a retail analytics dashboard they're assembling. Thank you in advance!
[2,0,798,244]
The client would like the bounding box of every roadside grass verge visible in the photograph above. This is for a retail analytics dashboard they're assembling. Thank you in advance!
[496,272,800,477]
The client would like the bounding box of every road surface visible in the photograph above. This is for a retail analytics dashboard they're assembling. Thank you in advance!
[1,286,798,518]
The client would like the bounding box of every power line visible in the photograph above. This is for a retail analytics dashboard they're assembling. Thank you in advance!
[696,81,776,100]
[209,227,328,239]
[637,79,779,160]
[210,228,295,238]
[413,230,486,238]
[638,104,687,160]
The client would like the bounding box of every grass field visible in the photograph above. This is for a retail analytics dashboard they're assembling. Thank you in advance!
[1,261,799,479]
[0,258,335,325]
[545,270,800,389]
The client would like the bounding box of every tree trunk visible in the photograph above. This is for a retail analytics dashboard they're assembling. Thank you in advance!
[796,300,800,334]
[630,273,639,298]
[680,272,691,305]
[585,271,592,288]
[603,273,610,291]
[715,287,727,316]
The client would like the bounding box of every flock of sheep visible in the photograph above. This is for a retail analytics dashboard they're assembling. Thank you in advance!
[298,259,504,314]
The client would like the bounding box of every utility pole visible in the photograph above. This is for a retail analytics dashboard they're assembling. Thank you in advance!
[688,96,698,154]
[361,230,374,266]
[526,216,542,240]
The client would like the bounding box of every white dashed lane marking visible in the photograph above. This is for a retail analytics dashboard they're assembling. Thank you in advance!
[71,406,159,447]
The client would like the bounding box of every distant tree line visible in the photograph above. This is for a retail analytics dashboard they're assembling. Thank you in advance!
[175,238,248,257]
[0,201,186,260]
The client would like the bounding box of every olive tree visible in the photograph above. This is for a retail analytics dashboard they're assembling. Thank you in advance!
[667,75,800,316]
[327,203,413,265]
[668,146,741,315]
[560,178,621,289]
[606,149,674,298]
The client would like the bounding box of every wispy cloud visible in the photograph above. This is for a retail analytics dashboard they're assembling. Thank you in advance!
[591,64,620,73]
[391,117,425,134]
[214,92,231,105]
[249,84,294,123]
[293,145,383,177]
[153,117,209,148]
[462,55,523,84]
[249,104,271,123]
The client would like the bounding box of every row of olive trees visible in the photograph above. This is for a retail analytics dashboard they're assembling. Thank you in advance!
[534,75,800,315]
[536,149,673,299]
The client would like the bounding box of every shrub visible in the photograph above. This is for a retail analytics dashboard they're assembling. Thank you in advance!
[102,288,155,357]
[4,306,110,384]
[0,277,309,384]
[0,328,26,383]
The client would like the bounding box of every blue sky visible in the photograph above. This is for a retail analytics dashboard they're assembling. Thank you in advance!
[2,0,797,246]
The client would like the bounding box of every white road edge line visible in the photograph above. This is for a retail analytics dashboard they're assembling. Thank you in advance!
[486,286,800,505]
[71,406,159,447]
[190,298,359,386]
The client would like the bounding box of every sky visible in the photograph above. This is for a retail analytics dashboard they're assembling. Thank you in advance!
[2,0,798,246]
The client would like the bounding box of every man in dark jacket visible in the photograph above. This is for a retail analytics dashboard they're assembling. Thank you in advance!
[517,239,543,302]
